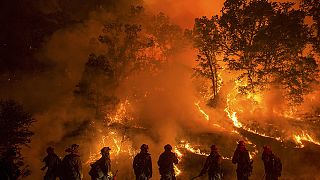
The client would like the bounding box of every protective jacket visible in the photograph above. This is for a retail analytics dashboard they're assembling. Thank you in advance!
[43,153,61,180]
[89,156,112,180]
[158,151,178,180]
[232,146,252,180]
[133,152,152,180]
[60,154,82,180]
[200,152,222,180]
[262,152,282,180]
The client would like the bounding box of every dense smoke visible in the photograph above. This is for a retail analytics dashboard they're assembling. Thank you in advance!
[144,0,224,28]
[14,0,220,179]
[0,0,319,179]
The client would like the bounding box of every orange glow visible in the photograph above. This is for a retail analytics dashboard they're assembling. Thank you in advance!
[86,131,137,165]
[173,147,183,176]
[176,140,231,160]
[87,99,138,165]
[107,99,133,124]
[293,132,320,148]
[195,101,209,121]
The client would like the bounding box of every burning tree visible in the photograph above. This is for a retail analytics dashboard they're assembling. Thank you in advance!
[192,16,222,100]
[193,0,319,104]
[75,6,186,117]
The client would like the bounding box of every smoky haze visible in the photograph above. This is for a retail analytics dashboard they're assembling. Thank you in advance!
[0,0,319,180]
[14,0,223,179]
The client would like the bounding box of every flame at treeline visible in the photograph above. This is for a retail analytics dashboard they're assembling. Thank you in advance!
[1,0,319,179]
[16,0,319,179]
[85,24,320,176]
[87,91,320,177]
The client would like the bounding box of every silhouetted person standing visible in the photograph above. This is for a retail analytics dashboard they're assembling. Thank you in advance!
[199,145,222,180]
[262,146,282,180]
[0,149,21,180]
[60,144,82,180]
[158,144,178,180]
[41,147,61,180]
[89,147,112,180]
[133,144,152,180]
[232,141,252,180]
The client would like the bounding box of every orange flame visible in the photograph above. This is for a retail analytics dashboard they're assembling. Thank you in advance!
[176,140,231,160]
[195,101,209,121]
[293,131,320,148]
[173,147,183,176]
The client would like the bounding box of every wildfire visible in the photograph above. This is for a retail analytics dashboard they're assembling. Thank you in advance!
[242,127,283,142]
[225,109,242,128]
[195,100,223,128]
[176,140,231,160]
[173,147,183,176]
[248,149,259,159]
[173,141,211,176]
[177,141,209,156]
[107,99,133,124]
[174,148,183,158]
[244,139,259,159]
[173,164,181,176]
[224,91,243,128]
[225,107,320,148]
[195,101,209,121]
[293,131,320,148]
[86,130,137,165]
[86,98,141,164]
[222,78,320,149]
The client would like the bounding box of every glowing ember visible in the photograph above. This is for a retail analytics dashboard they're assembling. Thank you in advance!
[242,127,283,142]
[173,147,183,176]
[223,79,320,149]
[293,131,320,148]
[225,110,320,148]
[183,142,209,156]
[176,141,231,160]
[195,101,209,121]
[174,148,183,158]
[248,149,259,159]
[224,92,243,128]
[107,99,133,124]
[112,138,121,154]
[86,131,137,165]
[173,164,181,176]
[225,108,242,128]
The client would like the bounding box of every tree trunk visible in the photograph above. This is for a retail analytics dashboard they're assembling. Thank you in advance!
[214,64,218,96]
[208,55,218,98]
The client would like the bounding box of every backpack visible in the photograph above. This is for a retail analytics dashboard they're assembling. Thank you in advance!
[134,153,151,175]
[158,153,175,175]
[208,153,222,173]
[237,150,252,177]
[273,157,282,177]
[89,162,104,179]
